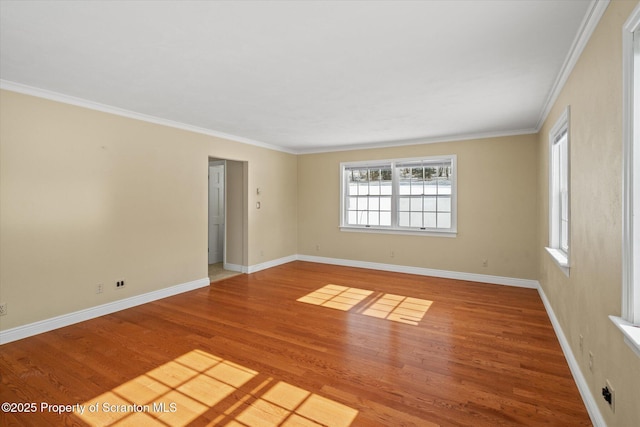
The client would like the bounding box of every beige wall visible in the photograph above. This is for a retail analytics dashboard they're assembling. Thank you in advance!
[0,90,298,330]
[537,1,640,426]
[298,135,539,280]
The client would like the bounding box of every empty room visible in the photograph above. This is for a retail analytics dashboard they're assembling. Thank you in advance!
[1,1,639,426]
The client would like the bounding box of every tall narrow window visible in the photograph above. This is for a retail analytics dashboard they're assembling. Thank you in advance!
[546,107,570,276]
[615,4,640,356]
[341,155,457,236]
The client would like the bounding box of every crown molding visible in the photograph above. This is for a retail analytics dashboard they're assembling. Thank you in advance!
[295,128,538,155]
[535,0,610,131]
[0,80,296,155]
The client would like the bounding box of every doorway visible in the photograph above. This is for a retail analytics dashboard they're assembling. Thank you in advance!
[208,158,247,282]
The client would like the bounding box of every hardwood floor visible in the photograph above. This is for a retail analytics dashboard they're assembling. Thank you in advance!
[0,261,590,426]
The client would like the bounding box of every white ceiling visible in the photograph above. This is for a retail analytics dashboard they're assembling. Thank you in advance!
[0,1,595,153]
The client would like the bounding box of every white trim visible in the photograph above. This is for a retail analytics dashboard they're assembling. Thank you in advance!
[297,128,537,155]
[535,0,610,131]
[547,106,571,276]
[537,285,606,427]
[545,247,570,277]
[223,262,246,273]
[339,226,456,238]
[622,2,640,327]
[609,316,640,358]
[247,255,298,274]
[0,80,295,155]
[340,155,457,234]
[296,255,538,289]
[0,277,210,345]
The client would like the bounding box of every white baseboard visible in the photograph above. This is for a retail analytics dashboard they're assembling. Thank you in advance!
[247,255,298,274]
[536,285,606,427]
[0,255,605,427]
[0,277,210,345]
[223,262,246,273]
[296,255,539,289]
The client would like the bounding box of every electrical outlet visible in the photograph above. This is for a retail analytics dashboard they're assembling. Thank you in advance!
[97,283,104,294]
[116,280,125,289]
[579,334,584,353]
[0,302,7,316]
[482,259,488,267]
[602,379,615,412]
[390,250,395,258]
[588,351,594,372]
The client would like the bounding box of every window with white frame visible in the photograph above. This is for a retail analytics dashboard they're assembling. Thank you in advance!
[546,107,570,275]
[340,155,457,235]
[613,3,640,357]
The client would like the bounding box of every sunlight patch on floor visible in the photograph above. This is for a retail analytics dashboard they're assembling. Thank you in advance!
[361,293,433,326]
[296,284,373,311]
[77,349,357,427]
[297,285,433,325]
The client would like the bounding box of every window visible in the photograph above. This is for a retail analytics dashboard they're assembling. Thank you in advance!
[340,155,457,236]
[546,107,570,275]
[613,3,640,358]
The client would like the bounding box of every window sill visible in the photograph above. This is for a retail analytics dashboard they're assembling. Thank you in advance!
[609,316,640,358]
[340,226,457,238]
[545,247,570,277]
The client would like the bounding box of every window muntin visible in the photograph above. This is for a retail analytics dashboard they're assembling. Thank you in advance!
[341,156,456,235]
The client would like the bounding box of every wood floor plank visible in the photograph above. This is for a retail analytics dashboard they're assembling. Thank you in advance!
[0,261,590,426]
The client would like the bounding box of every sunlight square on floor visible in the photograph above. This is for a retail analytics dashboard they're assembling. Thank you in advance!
[296,284,373,311]
[76,349,358,427]
[297,285,433,325]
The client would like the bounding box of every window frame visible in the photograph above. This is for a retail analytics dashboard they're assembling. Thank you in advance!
[339,155,457,237]
[612,2,640,358]
[545,106,571,276]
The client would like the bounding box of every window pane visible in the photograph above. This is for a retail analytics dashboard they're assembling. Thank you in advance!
[424,180,438,195]
[380,211,391,226]
[357,211,368,225]
[424,197,437,211]
[358,181,369,196]
[368,212,379,226]
[399,180,411,195]
[410,212,422,227]
[424,212,436,228]
[369,179,380,195]
[348,197,357,210]
[347,211,357,225]
[381,180,392,195]
[357,197,368,210]
[398,211,410,227]
[411,179,423,195]
[399,197,410,211]
[369,197,379,210]
[380,196,391,211]
[437,212,451,228]
[439,196,451,212]
[410,197,422,211]
[437,180,451,195]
